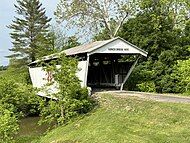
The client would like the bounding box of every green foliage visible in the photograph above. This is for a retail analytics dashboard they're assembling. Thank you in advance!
[93,29,111,41]
[0,59,42,142]
[39,54,95,126]
[0,105,19,143]
[171,59,190,94]
[0,77,41,117]
[63,36,80,50]
[0,66,31,84]
[8,0,52,64]
[137,81,156,92]
[125,59,155,91]
[0,66,7,71]
[117,0,190,93]
[91,0,190,94]
[0,73,41,142]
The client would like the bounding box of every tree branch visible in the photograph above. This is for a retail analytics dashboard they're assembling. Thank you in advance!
[113,13,128,37]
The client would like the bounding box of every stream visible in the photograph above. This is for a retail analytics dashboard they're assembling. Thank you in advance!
[17,116,49,142]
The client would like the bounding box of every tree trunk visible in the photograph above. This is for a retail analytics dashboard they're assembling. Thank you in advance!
[61,105,64,119]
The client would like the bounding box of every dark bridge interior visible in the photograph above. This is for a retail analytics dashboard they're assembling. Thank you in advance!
[87,54,133,88]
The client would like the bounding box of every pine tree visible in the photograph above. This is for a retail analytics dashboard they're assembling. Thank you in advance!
[8,0,52,64]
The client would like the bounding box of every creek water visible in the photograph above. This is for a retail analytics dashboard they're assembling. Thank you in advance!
[18,116,49,137]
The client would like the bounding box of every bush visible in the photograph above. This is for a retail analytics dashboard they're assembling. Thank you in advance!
[0,105,19,143]
[171,59,190,95]
[126,60,155,91]
[39,88,95,126]
[0,77,41,117]
[137,81,156,92]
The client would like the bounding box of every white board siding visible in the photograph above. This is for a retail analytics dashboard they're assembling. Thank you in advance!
[89,39,147,57]
[29,67,47,88]
[76,61,88,87]
[29,61,87,91]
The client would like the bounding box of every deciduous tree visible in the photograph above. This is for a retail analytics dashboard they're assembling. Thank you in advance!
[49,26,80,51]
[39,54,95,125]
[55,0,139,39]
[118,0,190,93]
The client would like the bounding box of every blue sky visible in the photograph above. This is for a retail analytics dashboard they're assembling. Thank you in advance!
[0,0,59,66]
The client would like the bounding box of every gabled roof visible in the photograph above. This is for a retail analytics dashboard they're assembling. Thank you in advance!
[29,37,148,65]
[64,37,148,56]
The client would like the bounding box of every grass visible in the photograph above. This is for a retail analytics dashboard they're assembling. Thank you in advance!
[36,93,190,143]
[0,70,6,76]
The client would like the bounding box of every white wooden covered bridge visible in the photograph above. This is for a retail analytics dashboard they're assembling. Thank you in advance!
[29,37,147,94]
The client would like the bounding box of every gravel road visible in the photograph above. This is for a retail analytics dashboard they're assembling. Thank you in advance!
[95,90,190,103]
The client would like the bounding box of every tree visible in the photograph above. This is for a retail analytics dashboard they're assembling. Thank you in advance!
[0,66,7,71]
[118,0,190,93]
[39,54,95,125]
[171,21,190,94]
[139,0,190,28]
[49,26,80,51]
[55,0,139,39]
[8,0,52,65]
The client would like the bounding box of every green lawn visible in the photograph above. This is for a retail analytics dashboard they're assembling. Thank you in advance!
[36,94,190,143]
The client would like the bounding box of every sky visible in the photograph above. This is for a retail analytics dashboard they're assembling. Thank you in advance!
[0,0,59,66]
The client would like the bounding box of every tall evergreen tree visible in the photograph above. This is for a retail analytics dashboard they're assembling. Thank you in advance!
[8,0,52,64]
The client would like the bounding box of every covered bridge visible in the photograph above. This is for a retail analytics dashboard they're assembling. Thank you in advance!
[29,37,147,92]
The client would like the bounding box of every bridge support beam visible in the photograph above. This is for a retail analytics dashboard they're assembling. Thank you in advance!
[120,56,140,91]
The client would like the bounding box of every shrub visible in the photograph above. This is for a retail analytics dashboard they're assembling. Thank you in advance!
[0,77,41,117]
[171,59,190,95]
[0,105,19,143]
[126,60,155,91]
[137,81,156,92]
[39,89,95,126]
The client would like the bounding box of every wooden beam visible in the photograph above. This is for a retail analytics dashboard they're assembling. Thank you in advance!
[84,54,90,87]
[120,56,140,91]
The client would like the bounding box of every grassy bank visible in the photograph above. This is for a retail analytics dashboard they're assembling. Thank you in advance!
[36,93,190,143]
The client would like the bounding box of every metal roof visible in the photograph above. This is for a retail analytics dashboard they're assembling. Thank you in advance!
[64,40,110,55]
[64,37,148,56]
[29,37,148,65]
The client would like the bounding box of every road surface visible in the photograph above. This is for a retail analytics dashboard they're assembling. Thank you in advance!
[95,90,190,103]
